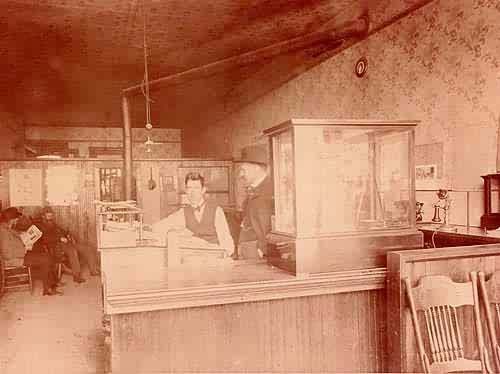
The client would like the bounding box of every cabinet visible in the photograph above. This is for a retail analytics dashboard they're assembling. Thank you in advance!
[481,173,500,230]
[264,119,423,275]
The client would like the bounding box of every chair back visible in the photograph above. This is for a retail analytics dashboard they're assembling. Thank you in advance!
[404,273,491,373]
[478,271,500,372]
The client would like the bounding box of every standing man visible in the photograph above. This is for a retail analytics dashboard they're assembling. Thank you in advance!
[237,145,274,259]
[152,172,234,258]
[34,206,99,283]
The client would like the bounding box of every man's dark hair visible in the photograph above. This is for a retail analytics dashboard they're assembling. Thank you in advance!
[185,172,205,187]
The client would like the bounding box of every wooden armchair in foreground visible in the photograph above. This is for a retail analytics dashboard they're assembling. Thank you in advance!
[478,271,500,372]
[403,273,491,373]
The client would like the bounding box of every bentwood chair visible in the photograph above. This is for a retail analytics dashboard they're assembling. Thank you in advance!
[404,273,491,373]
[478,271,500,372]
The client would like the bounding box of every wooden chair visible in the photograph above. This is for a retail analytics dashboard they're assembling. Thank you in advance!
[478,271,500,372]
[0,258,33,295]
[403,273,491,373]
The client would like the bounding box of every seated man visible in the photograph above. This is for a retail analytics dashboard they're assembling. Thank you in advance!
[34,206,99,283]
[151,172,234,264]
[0,207,61,295]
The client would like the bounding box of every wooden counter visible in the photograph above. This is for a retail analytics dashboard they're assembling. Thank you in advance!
[100,245,388,373]
[418,223,500,247]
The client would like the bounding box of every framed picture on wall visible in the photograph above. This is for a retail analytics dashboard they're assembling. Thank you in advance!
[416,164,437,181]
[416,164,439,190]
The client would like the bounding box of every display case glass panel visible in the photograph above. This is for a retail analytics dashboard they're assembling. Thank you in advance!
[271,122,413,236]
[272,129,296,234]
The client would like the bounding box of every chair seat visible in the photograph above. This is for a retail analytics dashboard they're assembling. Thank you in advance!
[4,258,24,267]
[2,264,33,294]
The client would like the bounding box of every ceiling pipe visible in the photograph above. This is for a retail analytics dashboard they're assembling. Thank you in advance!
[121,95,133,201]
[122,15,369,97]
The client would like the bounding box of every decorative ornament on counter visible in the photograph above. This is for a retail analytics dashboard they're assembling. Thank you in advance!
[355,57,368,78]
[431,189,457,232]
[416,202,424,222]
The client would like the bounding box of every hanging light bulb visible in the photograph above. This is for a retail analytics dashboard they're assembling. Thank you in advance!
[141,0,155,156]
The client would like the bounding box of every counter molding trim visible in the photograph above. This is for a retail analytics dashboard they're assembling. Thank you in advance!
[105,267,387,314]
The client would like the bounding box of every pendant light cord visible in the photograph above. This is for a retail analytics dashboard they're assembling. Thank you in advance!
[142,0,151,127]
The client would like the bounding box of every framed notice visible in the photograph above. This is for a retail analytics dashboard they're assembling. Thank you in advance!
[46,165,79,205]
[9,169,43,206]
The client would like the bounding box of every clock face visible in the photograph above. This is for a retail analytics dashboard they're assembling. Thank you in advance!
[355,57,367,77]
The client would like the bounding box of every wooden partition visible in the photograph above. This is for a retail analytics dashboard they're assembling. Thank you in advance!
[386,244,500,372]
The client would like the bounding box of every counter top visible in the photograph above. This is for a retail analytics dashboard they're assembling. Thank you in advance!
[418,223,500,239]
[102,259,386,314]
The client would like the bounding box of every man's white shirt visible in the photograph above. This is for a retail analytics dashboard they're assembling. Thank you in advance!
[151,203,234,256]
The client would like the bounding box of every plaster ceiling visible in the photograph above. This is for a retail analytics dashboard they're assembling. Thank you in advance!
[0,0,433,130]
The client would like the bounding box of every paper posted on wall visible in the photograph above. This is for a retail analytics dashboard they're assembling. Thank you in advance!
[19,225,43,248]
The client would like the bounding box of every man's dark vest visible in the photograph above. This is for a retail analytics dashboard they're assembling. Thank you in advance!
[184,200,219,244]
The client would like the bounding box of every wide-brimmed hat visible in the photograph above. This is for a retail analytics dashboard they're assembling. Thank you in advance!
[1,207,22,221]
[235,145,268,165]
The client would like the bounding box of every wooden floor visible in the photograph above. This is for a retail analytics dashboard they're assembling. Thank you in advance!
[0,272,104,374]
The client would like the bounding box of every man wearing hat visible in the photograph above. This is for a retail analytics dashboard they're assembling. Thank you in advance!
[237,144,274,259]
[0,207,61,295]
[0,207,26,265]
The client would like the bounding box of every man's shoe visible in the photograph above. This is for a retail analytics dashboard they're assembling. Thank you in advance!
[43,288,64,296]
[73,276,86,283]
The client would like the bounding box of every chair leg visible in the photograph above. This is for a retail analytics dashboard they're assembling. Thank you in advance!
[57,263,62,281]
[27,266,33,294]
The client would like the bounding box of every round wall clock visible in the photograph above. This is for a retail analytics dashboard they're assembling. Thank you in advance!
[355,57,368,77]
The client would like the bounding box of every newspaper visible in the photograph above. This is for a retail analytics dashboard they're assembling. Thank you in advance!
[19,224,43,248]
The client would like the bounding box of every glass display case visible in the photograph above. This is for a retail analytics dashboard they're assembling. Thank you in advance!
[264,119,423,275]
[95,201,144,248]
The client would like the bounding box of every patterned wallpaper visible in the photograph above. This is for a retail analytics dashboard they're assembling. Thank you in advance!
[220,0,500,190]
[0,111,24,159]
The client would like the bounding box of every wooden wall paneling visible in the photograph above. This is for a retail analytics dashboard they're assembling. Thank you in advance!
[375,289,388,372]
[109,289,386,373]
[81,161,96,246]
[158,161,181,219]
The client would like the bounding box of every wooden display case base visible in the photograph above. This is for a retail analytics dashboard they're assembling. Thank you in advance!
[267,229,423,275]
